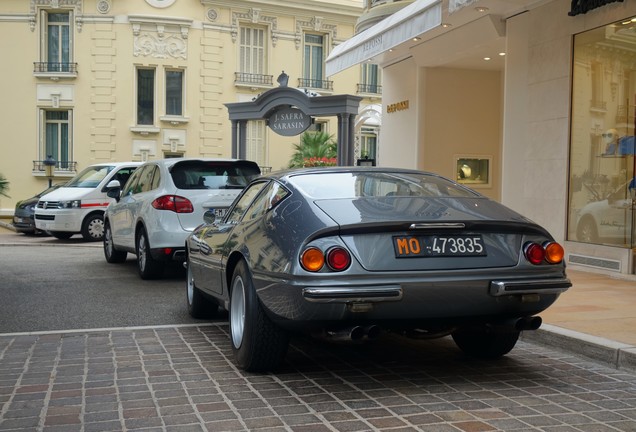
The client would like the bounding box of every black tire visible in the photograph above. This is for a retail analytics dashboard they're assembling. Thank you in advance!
[81,213,104,241]
[229,260,289,372]
[136,228,162,280]
[50,231,73,240]
[577,217,598,243]
[186,258,219,319]
[452,326,520,359]
[103,221,127,263]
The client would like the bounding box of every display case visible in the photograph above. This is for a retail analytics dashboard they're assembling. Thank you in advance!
[455,156,491,188]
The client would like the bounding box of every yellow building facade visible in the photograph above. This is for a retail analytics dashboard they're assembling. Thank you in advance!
[0,0,383,215]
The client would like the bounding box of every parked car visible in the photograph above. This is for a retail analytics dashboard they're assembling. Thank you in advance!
[185,167,572,372]
[12,183,65,235]
[34,162,141,241]
[576,177,635,244]
[103,158,261,279]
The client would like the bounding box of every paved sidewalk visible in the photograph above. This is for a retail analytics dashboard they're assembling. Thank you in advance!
[1,219,635,372]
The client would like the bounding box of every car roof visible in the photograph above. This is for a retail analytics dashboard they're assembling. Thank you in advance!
[137,158,259,169]
[87,162,143,167]
[263,166,447,181]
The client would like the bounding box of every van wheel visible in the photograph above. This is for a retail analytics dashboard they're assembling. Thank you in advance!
[81,213,104,241]
[136,229,162,279]
[50,231,73,240]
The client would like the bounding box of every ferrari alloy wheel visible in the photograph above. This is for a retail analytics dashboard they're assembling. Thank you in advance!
[229,260,289,372]
[136,229,162,279]
[103,221,127,263]
[81,213,104,241]
[452,326,520,359]
[186,258,218,319]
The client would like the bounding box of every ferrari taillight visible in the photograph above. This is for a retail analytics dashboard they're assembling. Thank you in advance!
[544,241,565,264]
[326,247,351,271]
[300,246,351,272]
[524,242,546,265]
[300,247,324,272]
[151,195,194,213]
[523,241,564,265]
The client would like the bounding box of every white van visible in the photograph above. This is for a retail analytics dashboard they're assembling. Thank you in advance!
[35,162,141,241]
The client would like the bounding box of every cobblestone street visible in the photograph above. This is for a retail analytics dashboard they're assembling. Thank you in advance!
[1,324,635,432]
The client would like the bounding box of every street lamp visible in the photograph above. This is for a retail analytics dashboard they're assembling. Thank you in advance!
[43,155,56,187]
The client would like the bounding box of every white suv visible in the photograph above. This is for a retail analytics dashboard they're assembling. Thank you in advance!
[35,162,141,241]
[103,158,261,279]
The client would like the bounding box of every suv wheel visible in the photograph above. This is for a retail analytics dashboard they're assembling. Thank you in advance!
[81,213,104,241]
[136,228,162,279]
[103,221,127,263]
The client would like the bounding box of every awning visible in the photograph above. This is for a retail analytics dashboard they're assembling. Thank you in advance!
[326,0,442,76]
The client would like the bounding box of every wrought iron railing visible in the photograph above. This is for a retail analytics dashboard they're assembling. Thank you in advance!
[33,160,77,172]
[33,62,78,73]
[234,72,273,86]
[298,78,333,91]
[357,83,382,95]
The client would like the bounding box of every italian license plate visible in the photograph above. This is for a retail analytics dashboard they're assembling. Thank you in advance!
[393,235,486,258]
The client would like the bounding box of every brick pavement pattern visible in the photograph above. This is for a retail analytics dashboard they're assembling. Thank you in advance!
[1,324,636,432]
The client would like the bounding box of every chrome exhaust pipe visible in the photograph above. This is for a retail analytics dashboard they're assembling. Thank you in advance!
[515,316,542,331]
[325,326,365,341]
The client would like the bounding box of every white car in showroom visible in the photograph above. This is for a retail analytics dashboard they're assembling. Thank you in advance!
[103,158,261,279]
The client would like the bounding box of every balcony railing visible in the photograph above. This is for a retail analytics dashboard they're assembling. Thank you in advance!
[33,160,77,172]
[33,62,78,74]
[357,83,382,95]
[234,72,273,87]
[298,78,333,91]
[590,99,607,111]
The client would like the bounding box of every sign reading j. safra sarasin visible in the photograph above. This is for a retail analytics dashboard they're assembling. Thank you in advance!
[268,107,312,136]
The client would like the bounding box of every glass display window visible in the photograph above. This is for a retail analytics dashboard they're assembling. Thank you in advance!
[454,156,491,188]
[568,17,636,248]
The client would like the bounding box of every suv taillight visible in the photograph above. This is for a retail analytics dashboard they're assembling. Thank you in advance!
[151,195,194,213]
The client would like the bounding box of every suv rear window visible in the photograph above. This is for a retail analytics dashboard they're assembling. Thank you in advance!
[171,160,261,190]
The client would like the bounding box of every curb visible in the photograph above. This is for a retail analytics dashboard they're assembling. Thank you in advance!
[0,219,16,232]
[521,323,636,372]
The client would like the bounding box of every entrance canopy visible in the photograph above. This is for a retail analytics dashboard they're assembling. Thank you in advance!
[326,0,442,76]
[225,81,362,166]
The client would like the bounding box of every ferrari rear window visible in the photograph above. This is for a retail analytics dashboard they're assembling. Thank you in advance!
[290,172,480,199]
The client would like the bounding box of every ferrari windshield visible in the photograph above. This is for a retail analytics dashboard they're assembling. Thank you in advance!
[290,172,480,199]
[66,166,115,188]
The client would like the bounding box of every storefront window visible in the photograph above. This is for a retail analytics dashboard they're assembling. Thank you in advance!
[455,156,491,187]
[569,17,636,248]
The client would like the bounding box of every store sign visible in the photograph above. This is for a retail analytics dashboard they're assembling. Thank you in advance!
[568,0,623,16]
[387,100,409,113]
[268,107,312,136]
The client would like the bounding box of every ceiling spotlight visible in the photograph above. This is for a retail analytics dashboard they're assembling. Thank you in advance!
[412,37,421,41]
[483,57,491,61]
[475,6,489,12]
[389,48,394,52]
[498,52,506,56]
[441,23,452,28]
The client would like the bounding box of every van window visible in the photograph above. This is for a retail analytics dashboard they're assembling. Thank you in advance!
[111,167,137,189]
[122,168,143,197]
[66,165,115,188]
